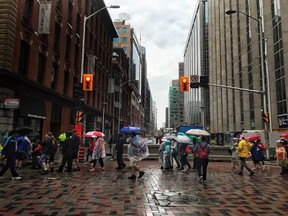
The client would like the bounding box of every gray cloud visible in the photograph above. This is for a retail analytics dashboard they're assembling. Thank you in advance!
[105,0,197,128]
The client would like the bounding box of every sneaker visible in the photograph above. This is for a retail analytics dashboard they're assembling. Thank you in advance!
[199,176,203,183]
[249,171,255,176]
[100,167,105,171]
[89,168,95,172]
[203,180,207,183]
[12,176,21,180]
[128,175,136,179]
[122,164,126,169]
[262,166,265,171]
[138,171,145,179]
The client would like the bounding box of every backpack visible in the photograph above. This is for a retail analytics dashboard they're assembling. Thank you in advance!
[198,143,208,159]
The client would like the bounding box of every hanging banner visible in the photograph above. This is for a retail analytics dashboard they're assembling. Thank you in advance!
[38,2,51,34]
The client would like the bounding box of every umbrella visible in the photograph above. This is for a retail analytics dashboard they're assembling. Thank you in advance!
[185,129,210,136]
[188,135,201,143]
[280,134,288,139]
[120,126,141,133]
[18,127,33,135]
[246,135,261,142]
[85,131,105,138]
[175,135,191,144]
[164,134,177,140]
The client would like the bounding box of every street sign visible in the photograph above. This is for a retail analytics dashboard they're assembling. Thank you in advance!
[190,75,199,83]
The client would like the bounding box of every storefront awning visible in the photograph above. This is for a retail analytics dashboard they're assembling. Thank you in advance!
[19,95,46,119]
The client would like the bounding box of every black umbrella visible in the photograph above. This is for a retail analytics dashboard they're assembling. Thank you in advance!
[18,127,33,135]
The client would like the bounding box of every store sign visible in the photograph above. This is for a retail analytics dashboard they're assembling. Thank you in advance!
[278,114,288,128]
[4,98,20,109]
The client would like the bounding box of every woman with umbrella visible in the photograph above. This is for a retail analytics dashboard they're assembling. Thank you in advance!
[250,138,265,171]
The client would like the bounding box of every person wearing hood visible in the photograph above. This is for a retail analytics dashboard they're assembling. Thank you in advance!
[237,135,254,176]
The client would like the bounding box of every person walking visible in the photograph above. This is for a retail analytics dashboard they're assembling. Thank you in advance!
[115,133,126,169]
[275,139,288,175]
[90,137,106,172]
[195,136,211,183]
[57,131,74,172]
[39,132,54,174]
[237,135,254,176]
[0,129,21,180]
[250,139,265,171]
[171,140,181,169]
[127,132,148,179]
[72,130,81,171]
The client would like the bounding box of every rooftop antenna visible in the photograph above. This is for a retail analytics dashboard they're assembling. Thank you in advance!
[119,12,130,24]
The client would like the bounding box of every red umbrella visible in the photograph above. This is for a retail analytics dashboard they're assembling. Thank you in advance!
[85,131,105,138]
[246,135,261,142]
[280,134,288,139]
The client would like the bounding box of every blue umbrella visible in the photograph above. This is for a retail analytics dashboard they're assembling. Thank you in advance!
[120,126,141,133]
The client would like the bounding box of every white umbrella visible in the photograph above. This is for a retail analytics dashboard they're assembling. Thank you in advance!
[164,134,177,141]
[175,135,191,143]
[186,129,210,136]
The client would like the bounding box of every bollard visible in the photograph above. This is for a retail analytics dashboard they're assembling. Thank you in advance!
[78,146,85,162]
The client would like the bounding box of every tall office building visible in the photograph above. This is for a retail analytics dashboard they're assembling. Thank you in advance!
[208,0,288,133]
[169,80,182,128]
[184,0,209,129]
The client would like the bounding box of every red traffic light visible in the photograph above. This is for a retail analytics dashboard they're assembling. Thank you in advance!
[83,74,93,91]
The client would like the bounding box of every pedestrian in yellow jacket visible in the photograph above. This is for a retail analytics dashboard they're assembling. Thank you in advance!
[236,135,254,176]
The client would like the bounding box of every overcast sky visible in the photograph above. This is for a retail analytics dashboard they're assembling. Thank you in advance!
[104,0,198,129]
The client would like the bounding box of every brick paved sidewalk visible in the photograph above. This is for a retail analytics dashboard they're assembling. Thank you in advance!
[0,160,286,216]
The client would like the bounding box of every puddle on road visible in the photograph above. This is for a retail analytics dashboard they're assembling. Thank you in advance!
[152,191,219,207]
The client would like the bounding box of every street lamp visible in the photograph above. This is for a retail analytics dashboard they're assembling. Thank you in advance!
[102,102,107,133]
[226,9,271,159]
[80,5,120,83]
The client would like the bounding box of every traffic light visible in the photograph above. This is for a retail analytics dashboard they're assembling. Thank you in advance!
[180,76,189,92]
[83,74,93,91]
[262,112,269,123]
[200,75,209,88]
[75,111,83,123]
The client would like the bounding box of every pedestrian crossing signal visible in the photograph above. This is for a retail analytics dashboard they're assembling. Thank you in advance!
[180,76,189,92]
[76,111,83,123]
[262,112,269,124]
[83,74,93,91]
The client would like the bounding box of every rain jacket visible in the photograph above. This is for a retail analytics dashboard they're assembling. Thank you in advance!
[237,139,252,158]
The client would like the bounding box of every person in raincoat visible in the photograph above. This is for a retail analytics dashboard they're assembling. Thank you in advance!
[236,135,254,176]
[90,137,106,172]
[127,132,149,179]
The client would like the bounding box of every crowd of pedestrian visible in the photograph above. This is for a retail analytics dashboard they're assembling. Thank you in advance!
[157,135,211,183]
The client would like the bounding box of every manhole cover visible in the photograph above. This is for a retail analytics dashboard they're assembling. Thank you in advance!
[152,191,218,207]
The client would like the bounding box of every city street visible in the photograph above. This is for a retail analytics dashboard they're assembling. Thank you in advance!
[0,160,287,216]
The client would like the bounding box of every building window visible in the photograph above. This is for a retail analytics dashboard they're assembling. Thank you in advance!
[38,53,46,84]
[74,45,80,70]
[18,41,30,77]
[115,92,120,102]
[51,63,58,90]
[65,35,71,61]
[54,23,61,51]
[116,28,120,33]
[123,47,127,53]
[63,70,69,95]
[113,38,119,43]
[23,0,33,21]
[76,13,81,35]
[122,37,127,43]
[68,1,73,25]
[123,27,127,33]
[56,0,62,12]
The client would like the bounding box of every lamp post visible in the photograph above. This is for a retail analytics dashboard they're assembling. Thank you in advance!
[80,5,120,83]
[102,102,107,133]
[226,9,271,159]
